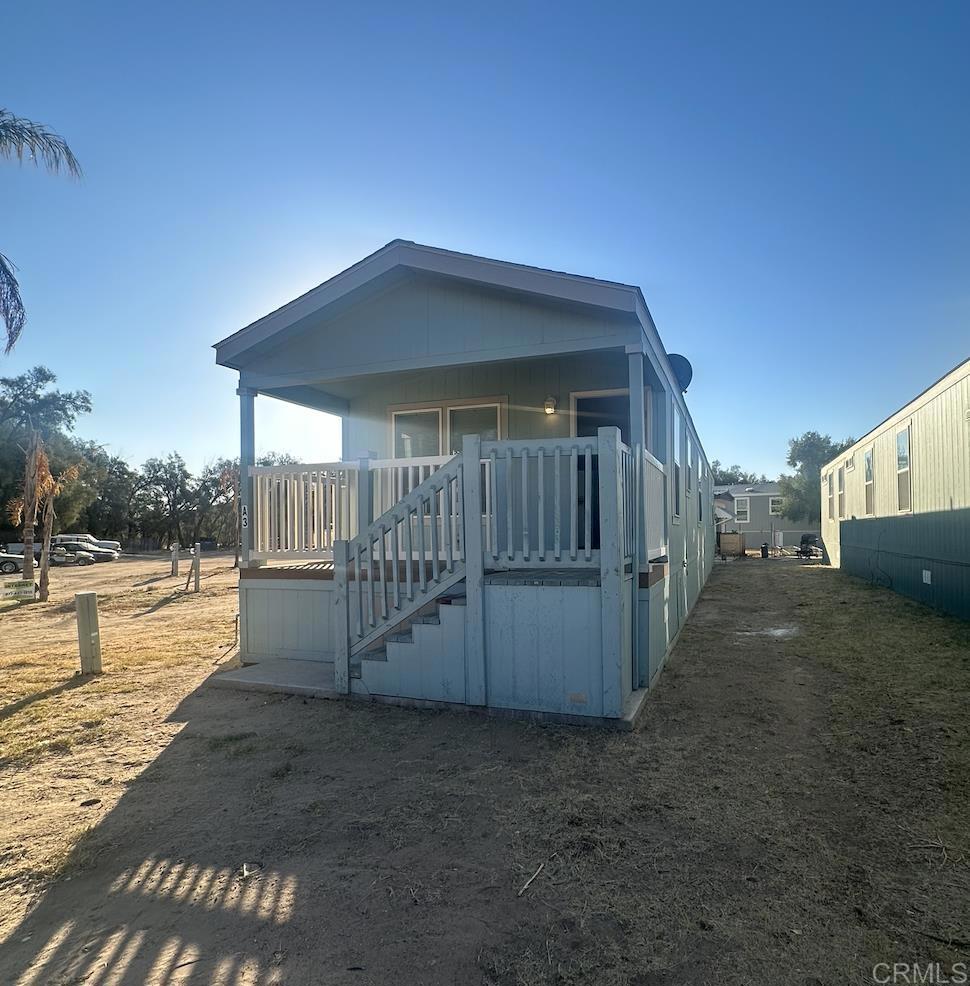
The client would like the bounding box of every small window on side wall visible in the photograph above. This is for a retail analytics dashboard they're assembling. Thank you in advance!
[769,496,783,516]
[896,427,912,512]
[864,448,874,515]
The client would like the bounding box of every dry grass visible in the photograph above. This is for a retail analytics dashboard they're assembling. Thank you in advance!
[0,554,238,769]
[0,556,967,985]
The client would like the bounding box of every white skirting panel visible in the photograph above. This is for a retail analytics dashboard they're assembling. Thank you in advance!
[239,579,336,662]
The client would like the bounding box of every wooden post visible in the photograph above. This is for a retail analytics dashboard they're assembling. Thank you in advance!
[333,540,350,694]
[238,384,258,567]
[194,543,201,592]
[462,435,487,706]
[627,348,647,688]
[76,591,103,674]
[171,542,179,577]
[356,454,374,533]
[598,427,624,718]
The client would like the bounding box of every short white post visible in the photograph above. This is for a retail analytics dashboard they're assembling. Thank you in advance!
[171,542,179,577]
[76,591,103,674]
[194,542,201,592]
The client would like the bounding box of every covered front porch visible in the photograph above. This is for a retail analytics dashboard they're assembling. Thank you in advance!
[215,240,708,722]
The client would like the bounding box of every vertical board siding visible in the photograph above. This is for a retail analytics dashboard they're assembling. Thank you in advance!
[484,585,604,716]
[239,582,336,661]
[821,362,970,619]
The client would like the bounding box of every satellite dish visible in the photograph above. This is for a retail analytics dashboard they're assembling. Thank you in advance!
[668,354,693,392]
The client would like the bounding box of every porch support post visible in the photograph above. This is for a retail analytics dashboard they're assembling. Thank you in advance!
[333,540,351,694]
[627,347,647,687]
[598,426,624,718]
[238,384,259,568]
[462,435,487,706]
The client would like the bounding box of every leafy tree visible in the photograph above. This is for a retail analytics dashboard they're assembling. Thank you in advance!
[140,453,193,547]
[779,431,855,523]
[710,460,769,486]
[0,366,91,439]
[0,109,81,352]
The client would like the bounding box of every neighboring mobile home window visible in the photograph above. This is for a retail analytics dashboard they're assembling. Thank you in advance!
[698,463,704,524]
[686,437,693,495]
[735,496,749,524]
[864,448,874,515]
[827,473,834,520]
[769,496,783,516]
[837,466,845,518]
[896,427,912,512]
[393,409,441,458]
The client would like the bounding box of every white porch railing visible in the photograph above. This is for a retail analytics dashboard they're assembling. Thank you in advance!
[481,438,601,567]
[250,463,357,560]
[338,455,466,656]
[248,437,664,567]
[370,455,453,518]
[642,449,667,561]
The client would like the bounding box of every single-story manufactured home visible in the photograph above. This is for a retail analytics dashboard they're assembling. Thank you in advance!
[213,240,716,724]
[713,481,818,549]
[821,357,969,619]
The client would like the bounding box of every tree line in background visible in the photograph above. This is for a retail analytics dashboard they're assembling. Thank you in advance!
[712,430,855,525]
[0,367,295,558]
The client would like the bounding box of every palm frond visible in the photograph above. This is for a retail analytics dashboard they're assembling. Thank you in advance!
[0,108,81,177]
[0,253,25,354]
[7,495,24,526]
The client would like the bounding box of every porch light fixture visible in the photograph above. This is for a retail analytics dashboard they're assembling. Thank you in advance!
[544,396,557,415]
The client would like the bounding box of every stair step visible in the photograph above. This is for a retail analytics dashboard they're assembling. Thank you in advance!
[386,632,412,643]
[411,616,440,625]
[360,647,387,663]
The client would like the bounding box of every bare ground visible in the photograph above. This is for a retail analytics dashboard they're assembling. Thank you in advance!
[0,554,968,985]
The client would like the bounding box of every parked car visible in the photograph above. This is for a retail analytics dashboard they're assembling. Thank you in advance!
[50,546,97,567]
[4,543,42,560]
[0,551,24,575]
[52,533,123,552]
[53,541,119,563]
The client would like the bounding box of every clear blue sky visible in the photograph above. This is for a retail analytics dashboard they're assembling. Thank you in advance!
[4,1,968,477]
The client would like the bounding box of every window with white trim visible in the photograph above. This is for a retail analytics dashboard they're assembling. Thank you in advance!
[864,448,874,515]
[735,496,750,524]
[845,454,855,472]
[896,427,912,512]
[392,409,441,458]
[686,436,693,495]
[827,473,834,520]
[448,404,500,454]
[837,465,845,518]
[769,496,783,516]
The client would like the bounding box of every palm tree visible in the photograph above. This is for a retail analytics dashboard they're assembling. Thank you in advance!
[0,108,81,353]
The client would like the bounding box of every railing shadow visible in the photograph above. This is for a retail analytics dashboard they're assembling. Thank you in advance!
[0,678,308,986]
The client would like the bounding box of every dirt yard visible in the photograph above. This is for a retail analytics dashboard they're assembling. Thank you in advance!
[1,555,968,985]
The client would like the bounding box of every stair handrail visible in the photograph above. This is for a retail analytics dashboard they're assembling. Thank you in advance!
[333,451,466,691]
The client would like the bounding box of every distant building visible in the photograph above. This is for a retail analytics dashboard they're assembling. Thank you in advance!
[713,482,818,548]
[821,358,969,619]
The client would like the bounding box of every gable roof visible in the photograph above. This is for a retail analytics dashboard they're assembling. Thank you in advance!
[214,239,651,366]
[714,482,781,497]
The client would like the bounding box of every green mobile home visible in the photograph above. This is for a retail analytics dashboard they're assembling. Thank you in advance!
[213,241,716,724]
[820,357,970,619]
